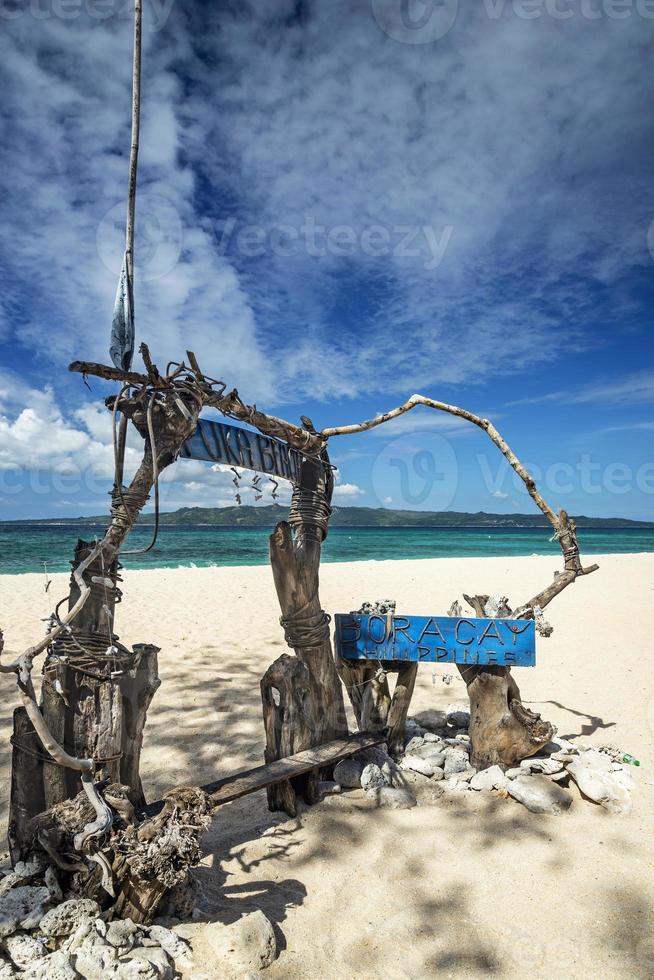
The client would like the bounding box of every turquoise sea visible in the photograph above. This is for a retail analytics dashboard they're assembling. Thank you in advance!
[0,523,652,574]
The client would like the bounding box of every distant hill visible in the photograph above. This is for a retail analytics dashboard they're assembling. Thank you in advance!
[4,506,653,529]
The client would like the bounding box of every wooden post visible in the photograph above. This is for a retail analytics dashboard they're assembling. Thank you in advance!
[386,663,418,755]
[261,654,318,816]
[268,449,347,744]
[457,595,554,769]
[125,0,142,297]
[8,708,45,865]
[269,521,335,736]
[266,439,348,811]
[41,540,129,805]
[118,643,161,807]
[7,376,201,866]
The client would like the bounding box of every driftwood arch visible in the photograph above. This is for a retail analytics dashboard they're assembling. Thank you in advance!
[322,395,599,768]
[0,345,598,921]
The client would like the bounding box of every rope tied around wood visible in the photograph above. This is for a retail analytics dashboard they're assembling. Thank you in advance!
[110,484,150,532]
[46,639,137,683]
[288,483,333,541]
[279,608,332,649]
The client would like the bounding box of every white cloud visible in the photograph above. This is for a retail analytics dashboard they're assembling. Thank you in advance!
[0,15,274,400]
[0,373,361,511]
[492,490,508,499]
[333,482,364,499]
[1,4,651,413]
[330,465,364,500]
[0,371,117,476]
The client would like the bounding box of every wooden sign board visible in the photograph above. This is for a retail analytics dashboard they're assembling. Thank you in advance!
[334,614,536,667]
[181,418,303,482]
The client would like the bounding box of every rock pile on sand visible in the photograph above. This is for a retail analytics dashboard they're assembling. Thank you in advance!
[332,701,638,816]
[0,863,277,979]
[0,696,639,977]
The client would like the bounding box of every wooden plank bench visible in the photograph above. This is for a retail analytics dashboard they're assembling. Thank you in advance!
[142,731,384,818]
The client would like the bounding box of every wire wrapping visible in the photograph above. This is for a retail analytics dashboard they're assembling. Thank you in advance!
[279,609,332,649]
[49,561,128,678]
[46,637,136,684]
[48,634,134,661]
[54,579,122,619]
[110,484,150,533]
[288,483,333,541]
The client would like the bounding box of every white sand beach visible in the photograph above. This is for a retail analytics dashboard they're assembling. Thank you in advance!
[1,553,653,978]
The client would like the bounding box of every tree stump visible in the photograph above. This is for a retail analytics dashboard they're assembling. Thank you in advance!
[337,661,417,755]
[261,654,317,816]
[386,663,418,755]
[37,541,160,810]
[338,663,391,733]
[266,438,348,812]
[8,708,45,865]
[463,665,554,769]
[457,595,555,769]
[269,521,347,746]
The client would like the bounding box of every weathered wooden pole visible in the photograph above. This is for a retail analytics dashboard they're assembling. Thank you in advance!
[453,595,554,770]
[261,654,317,816]
[9,376,201,855]
[265,432,348,813]
[8,708,45,864]
[40,542,122,807]
[385,662,419,754]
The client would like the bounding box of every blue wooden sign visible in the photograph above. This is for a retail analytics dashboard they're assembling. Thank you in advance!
[181,418,302,482]
[334,614,535,667]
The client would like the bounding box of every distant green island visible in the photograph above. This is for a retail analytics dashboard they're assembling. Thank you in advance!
[4,506,652,529]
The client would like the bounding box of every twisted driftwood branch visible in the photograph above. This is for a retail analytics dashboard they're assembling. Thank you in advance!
[320,394,599,613]
[0,541,102,676]
[322,396,600,767]
[61,356,597,772]
[0,544,113,857]
[4,347,204,869]
[69,354,320,453]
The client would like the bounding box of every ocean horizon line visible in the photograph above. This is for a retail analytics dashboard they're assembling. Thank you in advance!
[1,523,653,575]
[1,550,652,579]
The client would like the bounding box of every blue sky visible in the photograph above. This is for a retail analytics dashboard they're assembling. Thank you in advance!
[0,0,652,520]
